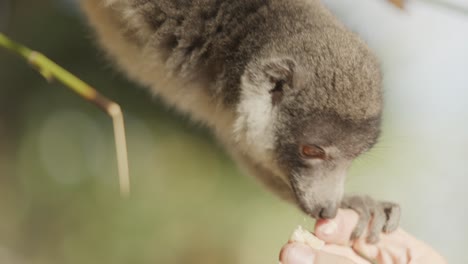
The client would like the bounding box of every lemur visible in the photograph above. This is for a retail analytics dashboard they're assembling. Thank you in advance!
[81,0,400,243]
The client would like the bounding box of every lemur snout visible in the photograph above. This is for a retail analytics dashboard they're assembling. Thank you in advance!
[318,204,339,219]
[301,201,339,219]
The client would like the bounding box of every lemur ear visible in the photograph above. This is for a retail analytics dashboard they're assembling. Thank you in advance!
[262,58,296,105]
[262,58,296,83]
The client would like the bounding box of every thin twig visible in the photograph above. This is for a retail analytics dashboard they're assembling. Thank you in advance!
[388,0,405,9]
[0,33,130,197]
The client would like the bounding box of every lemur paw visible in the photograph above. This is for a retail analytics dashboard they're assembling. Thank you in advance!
[341,195,400,244]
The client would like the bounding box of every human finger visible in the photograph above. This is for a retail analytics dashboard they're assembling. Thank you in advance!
[314,209,360,245]
[280,242,360,264]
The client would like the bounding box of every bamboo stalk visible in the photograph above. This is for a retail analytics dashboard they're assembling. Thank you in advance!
[0,33,130,197]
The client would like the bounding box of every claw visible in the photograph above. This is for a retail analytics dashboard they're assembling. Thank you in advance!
[383,203,401,233]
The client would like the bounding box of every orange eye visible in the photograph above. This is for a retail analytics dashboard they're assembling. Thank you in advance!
[301,145,326,160]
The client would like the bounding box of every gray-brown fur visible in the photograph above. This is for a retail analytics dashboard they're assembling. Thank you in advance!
[81,0,400,243]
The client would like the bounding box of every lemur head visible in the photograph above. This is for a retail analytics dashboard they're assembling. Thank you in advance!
[234,28,383,219]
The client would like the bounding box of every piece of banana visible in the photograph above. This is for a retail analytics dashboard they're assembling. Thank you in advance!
[289,226,325,249]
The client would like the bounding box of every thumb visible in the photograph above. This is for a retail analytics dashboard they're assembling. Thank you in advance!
[280,243,357,264]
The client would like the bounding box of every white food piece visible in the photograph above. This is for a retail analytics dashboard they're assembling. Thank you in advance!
[289,226,325,249]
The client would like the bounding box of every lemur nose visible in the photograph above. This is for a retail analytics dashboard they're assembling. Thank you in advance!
[319,205,338,219]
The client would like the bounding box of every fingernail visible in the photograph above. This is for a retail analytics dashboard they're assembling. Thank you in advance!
[318,220,338,236]
[283,243,315,264]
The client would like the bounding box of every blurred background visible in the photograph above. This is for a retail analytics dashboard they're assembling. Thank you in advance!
[0,0,467,263]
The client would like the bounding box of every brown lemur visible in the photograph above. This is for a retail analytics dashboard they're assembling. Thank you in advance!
[81,0,400,243]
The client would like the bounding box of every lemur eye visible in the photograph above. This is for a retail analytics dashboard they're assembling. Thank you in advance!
[270,80,285,105]
[300,144,326,160]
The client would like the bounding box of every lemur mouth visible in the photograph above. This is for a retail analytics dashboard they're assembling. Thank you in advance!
[295,196,339,219]
[289,176,340,219]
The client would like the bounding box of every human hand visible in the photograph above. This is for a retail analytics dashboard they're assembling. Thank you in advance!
[279,209,447,264]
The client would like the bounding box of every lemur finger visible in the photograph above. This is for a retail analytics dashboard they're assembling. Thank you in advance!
[382,202,401,233]
[342,196,372,241]
[365,205,387,244]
